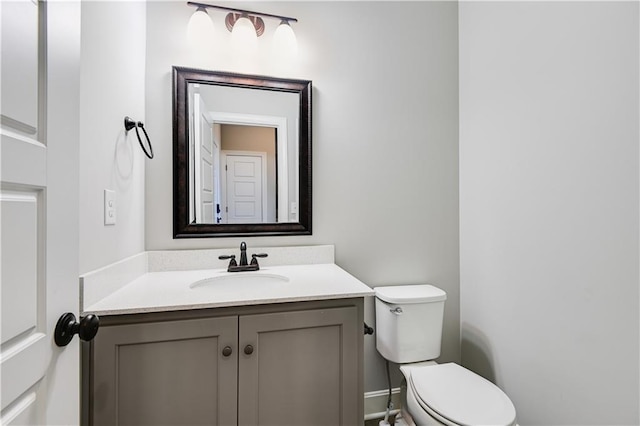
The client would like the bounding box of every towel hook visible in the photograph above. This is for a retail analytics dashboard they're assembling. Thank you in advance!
[124,116,154,159]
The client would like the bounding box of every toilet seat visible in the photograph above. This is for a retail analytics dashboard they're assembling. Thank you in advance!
[407,363,516,426]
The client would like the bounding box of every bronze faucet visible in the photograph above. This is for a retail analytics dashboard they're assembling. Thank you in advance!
[219,242,268,272]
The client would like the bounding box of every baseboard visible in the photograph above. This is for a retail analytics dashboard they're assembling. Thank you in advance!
[364,388,402,421]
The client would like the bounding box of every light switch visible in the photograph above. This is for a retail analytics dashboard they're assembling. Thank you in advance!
[104,189,116,225]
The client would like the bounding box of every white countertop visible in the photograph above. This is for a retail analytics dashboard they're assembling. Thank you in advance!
[84,263,374,316]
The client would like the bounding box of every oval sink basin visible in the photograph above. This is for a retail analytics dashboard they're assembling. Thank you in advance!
[190,273,290,289]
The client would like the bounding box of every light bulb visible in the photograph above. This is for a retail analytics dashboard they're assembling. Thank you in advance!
[273,20,298,57]
[231,15,258,51]
[187,8,214,46]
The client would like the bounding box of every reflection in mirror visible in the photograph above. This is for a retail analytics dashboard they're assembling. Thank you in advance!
[217,124,277,224]
[189,83,297,225]
[173,67,312,238]
[195,122,278,224]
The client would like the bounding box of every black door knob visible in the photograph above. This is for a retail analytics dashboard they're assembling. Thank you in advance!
[222,346,233,357]
[244,344,254,355]
[54,312,100,347]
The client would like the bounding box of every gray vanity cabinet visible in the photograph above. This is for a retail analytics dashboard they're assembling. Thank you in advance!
[87,302,362,426]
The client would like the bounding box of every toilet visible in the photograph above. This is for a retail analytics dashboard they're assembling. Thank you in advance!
[375,285,517,426]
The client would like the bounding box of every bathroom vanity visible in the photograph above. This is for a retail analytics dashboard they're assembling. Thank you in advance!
[81,247,373,426]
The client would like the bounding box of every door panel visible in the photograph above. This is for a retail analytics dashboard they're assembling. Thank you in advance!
[1,0,39,133]
[92,316,238,426]
[1,191,39,345]
[238,307,359,426]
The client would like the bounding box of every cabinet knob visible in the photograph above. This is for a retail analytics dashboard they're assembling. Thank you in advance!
[244,344,254,355]
[222,346,233,357]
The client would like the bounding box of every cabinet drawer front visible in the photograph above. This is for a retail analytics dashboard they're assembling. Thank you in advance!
[239,307,359,426]
[92,316,238,426]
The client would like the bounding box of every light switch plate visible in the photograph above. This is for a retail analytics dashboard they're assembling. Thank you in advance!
[104,189,116,225]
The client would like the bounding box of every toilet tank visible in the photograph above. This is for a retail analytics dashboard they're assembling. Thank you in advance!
[375,285,447,364]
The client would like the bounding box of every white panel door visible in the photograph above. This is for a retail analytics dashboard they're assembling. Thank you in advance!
[1,2,81,424]
[223,153,266,224]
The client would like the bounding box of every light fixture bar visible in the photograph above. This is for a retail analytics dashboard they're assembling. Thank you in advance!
[186,1,298,23]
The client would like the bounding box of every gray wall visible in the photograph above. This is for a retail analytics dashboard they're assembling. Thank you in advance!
[459,2,639,424]
[145,1,460,391]
[79,1,146,274]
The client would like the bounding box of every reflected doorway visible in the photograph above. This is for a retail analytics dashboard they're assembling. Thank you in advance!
[189,92,291,224]
[219,124,277,223]
[194,121,278,224]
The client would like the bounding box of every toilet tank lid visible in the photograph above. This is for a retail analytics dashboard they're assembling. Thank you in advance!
[375,285,446,304]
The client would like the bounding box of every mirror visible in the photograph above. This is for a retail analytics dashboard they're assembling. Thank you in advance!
[173,67,312,238]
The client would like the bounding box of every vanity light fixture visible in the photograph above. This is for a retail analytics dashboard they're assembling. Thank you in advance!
[186,2,297,49]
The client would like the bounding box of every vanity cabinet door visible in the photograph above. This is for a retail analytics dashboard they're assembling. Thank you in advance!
[238,307,359,426]
[91,316,238,426]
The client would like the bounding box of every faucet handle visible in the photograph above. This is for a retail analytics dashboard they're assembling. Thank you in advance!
[218,254,237,267]
[250,253,268,265]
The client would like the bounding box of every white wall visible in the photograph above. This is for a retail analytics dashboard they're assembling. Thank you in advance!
[459,2,639,424]
[145,1,459,391]
[79,1,147,274]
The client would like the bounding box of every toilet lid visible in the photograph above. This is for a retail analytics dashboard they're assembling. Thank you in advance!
[409,363,516,426]
[375,284,446,304]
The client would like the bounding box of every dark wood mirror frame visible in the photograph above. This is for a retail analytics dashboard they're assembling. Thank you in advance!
[172,66,312,238]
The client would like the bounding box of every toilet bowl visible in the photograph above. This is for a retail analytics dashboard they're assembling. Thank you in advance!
[374,285,517,426]
[397,362,516,426]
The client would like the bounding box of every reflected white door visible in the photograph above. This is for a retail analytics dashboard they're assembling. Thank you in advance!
[212,125,222,223]
[1,2,81,424]
[193,94,215,223]
[223,153,267,224]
